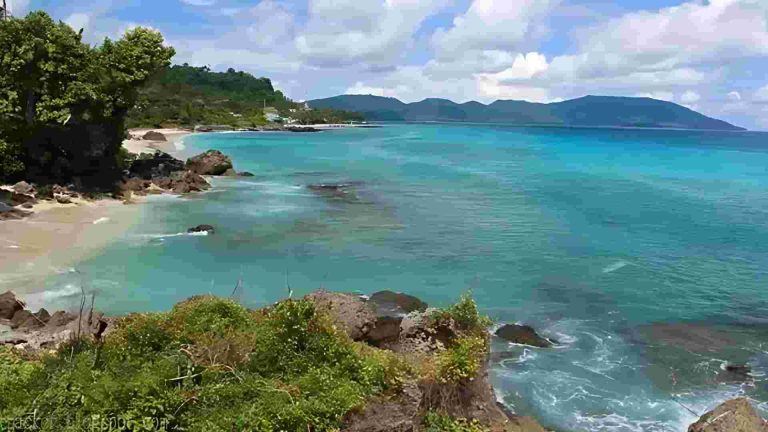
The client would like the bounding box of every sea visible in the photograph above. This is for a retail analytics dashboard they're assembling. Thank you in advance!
[28,124,768,431]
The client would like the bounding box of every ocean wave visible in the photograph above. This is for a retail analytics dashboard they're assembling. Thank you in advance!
[137,231,209,240]
[602,260,629,274]
[93,217,110,225]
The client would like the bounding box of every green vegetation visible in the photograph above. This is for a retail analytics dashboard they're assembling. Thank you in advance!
[423,412,489,432]
[0,293,495,431]
[126,65,363,128]
[0,11,174,185]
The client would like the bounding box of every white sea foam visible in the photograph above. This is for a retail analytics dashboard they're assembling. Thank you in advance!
[174,138,186,151]
[602,260,629,274]
[92,217,110,225]
[138,231,209,240]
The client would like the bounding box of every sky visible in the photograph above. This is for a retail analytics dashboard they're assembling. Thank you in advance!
[11,0,768,130]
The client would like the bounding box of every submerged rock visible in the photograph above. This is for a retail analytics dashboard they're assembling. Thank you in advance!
[186,150,234,176]
[688,398,768,432]
[238,171,255,177]
[188,224,215,234]
[0,202,30,220]
[222,168,238,177]
[495,324,554,348]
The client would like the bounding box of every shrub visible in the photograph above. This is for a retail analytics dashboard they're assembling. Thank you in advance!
[168,296,254,338]
[428,292,492,334]
[0,139,24,182]
[424,411,489,432]
[434,336,487,384]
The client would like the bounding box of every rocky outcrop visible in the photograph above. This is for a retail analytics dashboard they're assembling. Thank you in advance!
[0,291,24,320]
[0,189,36,206]
[154,171,210,194]
[369,290,428,314]
[186,150,234,176]
[12,181,35,195]
[342,382,423,432]
[495,324,554,348]
[688,398,768,432]
[142,131,167,141]
[305,291,376,341]
[188,224,215,234]
[0,291,110,351]
[128,151,185,180]
[0,202,31,220]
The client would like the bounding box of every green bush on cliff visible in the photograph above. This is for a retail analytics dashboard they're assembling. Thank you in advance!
[424,411,489,432]
[0,297,403,431]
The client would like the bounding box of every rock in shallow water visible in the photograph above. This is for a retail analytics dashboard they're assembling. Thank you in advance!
[0,292,24,320]
[495,324,554,348]
[186,150,234,176]
[188,224,215,234]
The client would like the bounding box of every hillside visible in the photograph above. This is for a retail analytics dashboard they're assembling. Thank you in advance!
[308,95,745,131]
[127,65,362,128]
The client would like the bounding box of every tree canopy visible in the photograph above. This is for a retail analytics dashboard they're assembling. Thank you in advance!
[0,11,174,184]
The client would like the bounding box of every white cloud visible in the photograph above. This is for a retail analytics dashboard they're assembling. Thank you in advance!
[7,0,30,16]
[754,85,768,102]
[727,91,742,101]
[295,0,447,67]
[64,13,90,31]
[431,0,558,56]
[680,90,701,104]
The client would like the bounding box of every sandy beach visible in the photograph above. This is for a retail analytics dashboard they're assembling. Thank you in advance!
[122,127,193,156]
[0,128,195,296]
[0,197,141,296]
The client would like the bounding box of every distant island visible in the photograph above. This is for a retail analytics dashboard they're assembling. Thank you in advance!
[308,94,745,131]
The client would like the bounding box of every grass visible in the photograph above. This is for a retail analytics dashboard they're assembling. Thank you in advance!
[0,293,494,431]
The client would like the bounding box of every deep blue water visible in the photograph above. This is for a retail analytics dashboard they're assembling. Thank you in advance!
[35,124,768,431]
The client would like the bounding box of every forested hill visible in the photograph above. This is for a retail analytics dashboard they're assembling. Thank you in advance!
[308,94,745,131]
[126,65,295,128]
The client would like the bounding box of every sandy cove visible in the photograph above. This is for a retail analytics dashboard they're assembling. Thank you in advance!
[0,128,194,296]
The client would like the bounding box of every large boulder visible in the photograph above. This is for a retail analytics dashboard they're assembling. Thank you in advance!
[154,171,210,194]
[495,324,554,348]
[0,292,24,320]
[0,203,30,220]
[142,131,167,141]
[129,152,185,180]
[186,150,233,176]
[688,398,768,432]
[12,181,34,195]
[369,290,428,314]
[305,291,375,341]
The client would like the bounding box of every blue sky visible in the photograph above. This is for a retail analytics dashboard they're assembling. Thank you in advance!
[12,0,768,130]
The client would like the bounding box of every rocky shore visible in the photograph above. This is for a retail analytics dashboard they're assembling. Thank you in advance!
[1,287,764,431]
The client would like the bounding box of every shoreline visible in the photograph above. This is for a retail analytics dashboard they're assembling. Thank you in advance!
[0,128,196,297]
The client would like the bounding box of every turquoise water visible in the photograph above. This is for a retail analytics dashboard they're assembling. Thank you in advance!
[36,124,768,430]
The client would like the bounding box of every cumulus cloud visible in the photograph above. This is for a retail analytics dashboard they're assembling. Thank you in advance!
[64,12,90,31]
[754,85,768,102]
[295,0,448,67]
[680,91,701,104]
[727,91,742,101]
[431,0,557,56]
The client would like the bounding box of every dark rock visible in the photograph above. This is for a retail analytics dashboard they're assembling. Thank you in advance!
[495,324,553,348]
[0,292,24,320]
[222,168,238,177]
[21,203,33,209]
[0,189,36,206]
[142,131,167,141]
[285,126,320,133]
[12,181,34,195]
[688,398,768,432]
[129,152,185,180]
[186,150,233,176]
[369,291,428,314]
[366,315,402,346]
[716,364,752,383]
[121,177,151,193]
[188,224,215,234]
[305,291,375,341]
[10,310,36,329]
[238,171,255,177]
[154,171,210,194]
[46,311,77,328]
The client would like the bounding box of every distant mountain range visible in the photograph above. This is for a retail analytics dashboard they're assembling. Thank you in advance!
[308,95,744,131]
